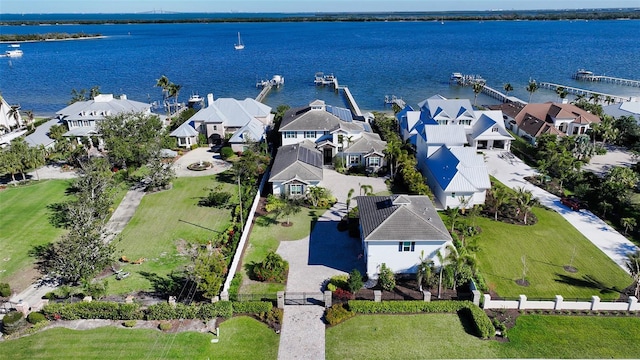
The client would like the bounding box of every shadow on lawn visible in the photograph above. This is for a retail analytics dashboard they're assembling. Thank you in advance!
[554,273,622,295]
[139,271,192,299]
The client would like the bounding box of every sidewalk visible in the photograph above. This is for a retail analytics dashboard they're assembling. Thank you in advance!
[485,150,639,272]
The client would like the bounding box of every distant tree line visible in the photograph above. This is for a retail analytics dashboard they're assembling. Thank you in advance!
[0,32,102,42]
[1,9,639,26]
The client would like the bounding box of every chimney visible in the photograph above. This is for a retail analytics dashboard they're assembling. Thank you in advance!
[207,93,214,107]
[120,94,127,100]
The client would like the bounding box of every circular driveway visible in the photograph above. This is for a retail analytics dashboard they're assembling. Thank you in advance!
[172,147,232,177]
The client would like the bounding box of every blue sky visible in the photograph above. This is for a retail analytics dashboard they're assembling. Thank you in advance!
[1,0,637,14]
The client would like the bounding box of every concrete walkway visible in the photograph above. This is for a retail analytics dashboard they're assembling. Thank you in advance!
[485,150,639,272]
[172,147,231,177]
[277,305,326,360]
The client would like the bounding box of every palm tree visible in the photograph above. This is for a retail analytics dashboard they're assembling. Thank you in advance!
[555,86,568,102]
[572,93,586,104]
[503,83,514,96]
[625,250,640,298]
[621,217,637,235]
[24,110,35,131]
[346,188,355,211]
[359,183,373,196]
[526,81,539,103]
[436,247,449,298]
[472,82,484,106]
[69,88,87,104]
[6,106,22,130]
[590,93,602,105]
[605,95,614,105]
[514,187,536,225]
[89,85,101,99]
[384,140,402,178]
[445,206,460,233]
[416,250,434,292]
[167,82,182,117]
[489,186,510,221]
[445,244,476,289]
[306,186,330,207]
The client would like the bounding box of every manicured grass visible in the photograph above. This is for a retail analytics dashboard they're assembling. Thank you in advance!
[238,207,320,294]
[501,315,640,358]
[474,206,632,300]
[326,313,640,359]
[326,314,500,359]
[109,176,235,295]
[0,180,71,291]
[0,316,279,359]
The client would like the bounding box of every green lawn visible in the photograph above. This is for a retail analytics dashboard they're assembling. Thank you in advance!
[0,316,279,359]
[474,206,632,300]
[326,313,640,359]
[238,207,320,294]
[108,176,235,295]
[0,180,71,291]
[501,315,640,358]
[326,314,500,359]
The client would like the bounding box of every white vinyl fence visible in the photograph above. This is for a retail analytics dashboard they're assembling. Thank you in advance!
[483,294,639,311]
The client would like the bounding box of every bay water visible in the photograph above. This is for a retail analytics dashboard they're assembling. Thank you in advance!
[0,18,639,115]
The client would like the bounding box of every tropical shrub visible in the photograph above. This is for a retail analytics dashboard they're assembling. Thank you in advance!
[198,185,232,208]
[0,282,11,297]
[1,311,26,335]
[347,269,364,293]
[123,320,137,327]
[378,263,396,291]
[228,273,242,302]
[327,274,349,292]
[159,322,172,331]
[325,304,354,326]
[333,288,354,301]
[220,147,234,160]
[259,307,284,329]
[251,251,288,283]
[27,312,46,324]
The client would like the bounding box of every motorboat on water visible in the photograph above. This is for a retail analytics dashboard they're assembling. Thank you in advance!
[188,93,205,107]
[9,44,20,48]
[5,49,23,57]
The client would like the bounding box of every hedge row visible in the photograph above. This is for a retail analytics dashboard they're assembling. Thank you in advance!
[42,302,143,320]
[232,301,272,314]
[347,300,494,339]
[42,301,237,321]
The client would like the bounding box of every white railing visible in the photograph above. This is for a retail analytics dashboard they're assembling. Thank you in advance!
[483,294,639,311]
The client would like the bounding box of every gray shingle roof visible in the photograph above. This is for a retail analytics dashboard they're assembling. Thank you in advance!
[357,195,451,241]
[269,141,323,183]
[279,106,341,132]
[344,132,386,154]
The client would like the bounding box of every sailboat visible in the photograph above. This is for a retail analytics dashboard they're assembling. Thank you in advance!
[234,32,244,50]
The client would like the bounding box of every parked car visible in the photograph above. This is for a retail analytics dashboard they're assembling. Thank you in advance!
[560,196,582,211]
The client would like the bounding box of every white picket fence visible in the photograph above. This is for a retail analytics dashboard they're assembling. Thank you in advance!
[483,294,640,311]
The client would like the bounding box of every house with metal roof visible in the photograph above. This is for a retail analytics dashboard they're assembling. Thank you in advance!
[56,94,153,143]
[356,195,453,279]
[279,100,386,170]
[228,118,266,152]
[189,94,272,146]
[603,101,640,124]
[269,140,323,197]
[0,95,27,147]
[424,145,491,209]
[25,118,60,149]
[469,111,514,151]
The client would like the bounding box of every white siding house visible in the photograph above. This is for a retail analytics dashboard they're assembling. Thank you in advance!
[357,195,453,279]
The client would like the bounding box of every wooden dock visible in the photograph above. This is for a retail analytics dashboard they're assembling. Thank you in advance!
[478,85,527,104]
[314,72,363,117]
[255,83,272,103]
[538,82,634,104]
[573,71,640,88]
[384,95,406,109]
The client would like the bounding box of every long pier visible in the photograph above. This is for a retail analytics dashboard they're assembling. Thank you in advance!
[384,95,406,109]
[314,72,363,117]
[255,83,272,103]
[478,84,527,104]
[573,71,640,88]
[538,82,634,104]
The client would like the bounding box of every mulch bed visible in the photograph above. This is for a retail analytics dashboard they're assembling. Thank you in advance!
[352,277,472,301]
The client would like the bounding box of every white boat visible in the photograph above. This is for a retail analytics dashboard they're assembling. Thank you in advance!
[234,32,244,50]
[9,44,20,48]
[5,49,23,57]
[188,93,204,107]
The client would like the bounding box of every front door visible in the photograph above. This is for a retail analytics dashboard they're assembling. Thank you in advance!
[323,148,333,165]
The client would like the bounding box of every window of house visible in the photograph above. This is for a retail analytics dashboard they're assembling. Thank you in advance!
[213,125,217,130]
[437,119,448,125]
[284,131,296,139]
[368,157,380,167]
[179,138,186,145]
[398,241,415,252]
[460,119,472,126]
[492,127,499,132]
[305,131,316,138]
[349,155,360,165]
[338,146,343,152]
[289,184,303,196]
